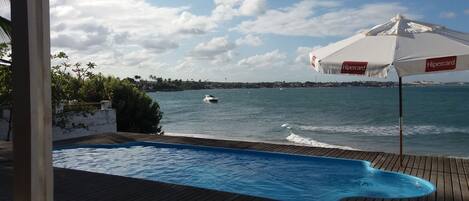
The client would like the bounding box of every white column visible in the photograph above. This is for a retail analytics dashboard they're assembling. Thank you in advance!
[11,0,53,200]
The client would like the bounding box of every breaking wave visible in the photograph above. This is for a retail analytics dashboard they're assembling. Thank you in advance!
[281,123,291,129]
[298,125,469,136]
[286,133,355,150]
[282,123,356,150]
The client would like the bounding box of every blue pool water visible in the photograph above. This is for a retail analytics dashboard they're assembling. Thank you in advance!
[53,142,435,201]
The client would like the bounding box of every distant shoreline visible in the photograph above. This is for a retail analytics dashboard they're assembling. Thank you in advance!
[143,81,468,92]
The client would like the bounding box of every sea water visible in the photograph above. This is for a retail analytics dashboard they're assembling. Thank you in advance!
[149,86,469,158]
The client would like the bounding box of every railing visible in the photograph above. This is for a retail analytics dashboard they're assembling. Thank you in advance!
[56,100,112,113]
[2,101,112,115]
[62,102,100,113]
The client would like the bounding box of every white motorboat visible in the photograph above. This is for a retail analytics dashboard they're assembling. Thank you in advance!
[203,95,218,103]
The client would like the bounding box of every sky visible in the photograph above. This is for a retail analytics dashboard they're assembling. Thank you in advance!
[1,0,469,82]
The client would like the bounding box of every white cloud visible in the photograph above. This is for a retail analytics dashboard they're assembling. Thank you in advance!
[465,9,469,15]
[190,36,236,64]
[235,34,263,47]
[141,39,179,53]
[212,0,243,21]
[50,0,216,40]
[439,11,456,19]
[294,46,321,64]
[212,51,235,65]
[212,0,267,21]
[234,1,410,37]
[0,2,10,19]
[239,0,267,16]
[174,58,196,71]
[51,21,111,50]
[238,49,287,68]
[44,0,226,78]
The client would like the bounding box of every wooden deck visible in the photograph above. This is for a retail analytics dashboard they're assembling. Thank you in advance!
[2,133,469,200]
[0,165,268,201]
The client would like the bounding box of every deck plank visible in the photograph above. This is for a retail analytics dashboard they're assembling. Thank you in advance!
[356,151,371,161]
[418,156,432,201]
[397,155,411,173]
[404,156,419,201]
[314,147,330,156]
[456,159,469,201]
[450,158,463,201]
[355,151,368,161]
[374,153,390,169]
[443,157,454,201]
[367,152,381,166]
[427,156,438,201]
[436,157,446,201]
[324,148,340,157]
[384,154,399,171]
[405,155,416,174]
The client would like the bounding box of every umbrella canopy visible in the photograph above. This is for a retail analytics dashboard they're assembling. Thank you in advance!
[309,14,469,166]
[310,14,469,78]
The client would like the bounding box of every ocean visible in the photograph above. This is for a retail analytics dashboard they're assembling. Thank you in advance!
[148,86,469,158]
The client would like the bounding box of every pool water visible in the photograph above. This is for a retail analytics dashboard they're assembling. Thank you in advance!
[53,142,435,201]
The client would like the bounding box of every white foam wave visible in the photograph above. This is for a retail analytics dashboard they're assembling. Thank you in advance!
[281,123,291,130]
[286,133,355,150]
[299,125,469,136]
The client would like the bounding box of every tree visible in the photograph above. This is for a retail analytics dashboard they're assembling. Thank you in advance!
[71,62,95,82]
[79,74,113,102]
[111,80,163,134]
[79,75,163,134]
[0,43,11,106]
[122,77,136,84]
[51,52,83,105]
[0,3,12,140]
[0,43,11,140]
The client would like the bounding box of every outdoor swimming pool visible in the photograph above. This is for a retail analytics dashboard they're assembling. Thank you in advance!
[53,142,435,201]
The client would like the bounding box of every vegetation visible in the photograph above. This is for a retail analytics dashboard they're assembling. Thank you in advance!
[0,43,11,140]
[51,52,163,134]
[132,76,399,92]
[0,48,163,139]
[0,43,11,106]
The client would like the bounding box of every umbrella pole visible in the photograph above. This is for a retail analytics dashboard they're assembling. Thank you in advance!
[399,77,403,167]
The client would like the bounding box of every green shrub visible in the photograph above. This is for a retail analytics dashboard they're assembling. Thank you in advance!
[111,80,163,134]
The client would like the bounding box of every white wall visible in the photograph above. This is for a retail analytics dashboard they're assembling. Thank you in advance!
[0,109,117,141]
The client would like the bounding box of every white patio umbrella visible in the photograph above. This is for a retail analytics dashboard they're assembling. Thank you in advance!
[309,14,469,166]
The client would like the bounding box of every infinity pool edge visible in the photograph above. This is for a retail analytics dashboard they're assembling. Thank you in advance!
[54,141,436,200]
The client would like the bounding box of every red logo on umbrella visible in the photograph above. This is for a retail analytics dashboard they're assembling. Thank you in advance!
[311,55,316,67]
[341,61,368,75]
[425,56,457,72]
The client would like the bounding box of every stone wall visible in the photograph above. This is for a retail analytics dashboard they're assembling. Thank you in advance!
[0,104,117,141]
